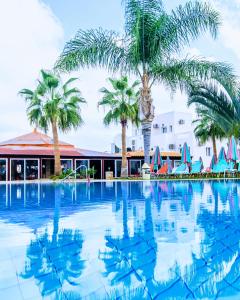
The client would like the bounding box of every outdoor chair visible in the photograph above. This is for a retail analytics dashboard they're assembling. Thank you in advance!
[156,163,168,176]
[224,161,237,175]
[212,159,229,173]
[191,161,203,174]
[172,163,189,174]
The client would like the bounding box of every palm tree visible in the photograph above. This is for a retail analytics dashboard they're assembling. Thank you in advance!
[188,81,240,139]
[192,106,226,157]
[55,0,236,164]
[19,70,86,175]
[98,76,139,177]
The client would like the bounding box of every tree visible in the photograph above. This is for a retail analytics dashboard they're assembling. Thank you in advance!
[19,70,86,175]
[188,81,240,139]
[55,0,236,164]
[98,76,139,177]
[192,106,226,157]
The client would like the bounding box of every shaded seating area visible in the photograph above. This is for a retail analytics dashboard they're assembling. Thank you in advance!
[191,158,203,174]
[172,163,189,174]
[156,163,168,175]
[212,147,228,173]
[149,136,240,179]
[172,142,191,175]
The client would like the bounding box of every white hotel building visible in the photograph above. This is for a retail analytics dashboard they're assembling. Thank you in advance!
[112,111,228,168]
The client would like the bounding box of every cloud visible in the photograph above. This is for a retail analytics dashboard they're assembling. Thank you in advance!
[1,0,238,152]
[0,0,63,140]
[210,0,240,61]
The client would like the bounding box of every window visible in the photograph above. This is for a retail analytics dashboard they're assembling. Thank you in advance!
[0,159,7,181]
[161,126,167,133]
[11,160,24,180]
[169,144,175,150]
[130,160,141,175]
[206,147,211,157]
[26,160,39,180]
[75,160,89,177]
[132,140,136,151]
[179,119,185,125]
[115,160,122,177]
[169,125,173,132]
[11,159,39,180]
[61,159,72,172]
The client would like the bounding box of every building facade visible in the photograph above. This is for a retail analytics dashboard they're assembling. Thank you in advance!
[113,111,228,168]
[0,129,181,181]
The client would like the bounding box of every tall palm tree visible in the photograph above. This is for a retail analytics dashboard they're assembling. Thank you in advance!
[55,0,236,164]
[188,81,240,139]
[19,70,86,175]
[98,76,139,177]
[192,106,226,157]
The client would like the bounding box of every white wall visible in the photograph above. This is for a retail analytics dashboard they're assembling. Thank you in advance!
[113,111,229,169]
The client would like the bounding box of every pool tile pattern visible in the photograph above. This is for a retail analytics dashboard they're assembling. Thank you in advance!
[0,181,240,299]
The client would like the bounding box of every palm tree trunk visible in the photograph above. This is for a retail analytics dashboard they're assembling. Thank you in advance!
[51,120,61,176]
[140,73,154,164]
[142,121,152,164]
[212,135,217,157]
[121,120,128,177]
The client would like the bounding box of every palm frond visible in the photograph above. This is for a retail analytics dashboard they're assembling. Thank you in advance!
[152,57,236,93]
[169,1,220,48]
[55,28,126,73]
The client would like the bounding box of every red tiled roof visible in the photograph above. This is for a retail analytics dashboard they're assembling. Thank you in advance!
[0,129,72,147]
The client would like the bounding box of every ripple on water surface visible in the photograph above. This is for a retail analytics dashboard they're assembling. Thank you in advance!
[0,180,240,299]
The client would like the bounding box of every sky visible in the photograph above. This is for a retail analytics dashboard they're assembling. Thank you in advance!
[0,0,240,151]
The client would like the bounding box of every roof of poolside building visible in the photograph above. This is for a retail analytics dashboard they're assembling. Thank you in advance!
[0,129,72,147]
[0,129,120,158]
[0,129,181,158]
[126,150,181,158]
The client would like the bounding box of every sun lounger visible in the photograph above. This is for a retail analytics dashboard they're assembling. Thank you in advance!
[224,161,237,174]
[172,163,189,174]
[156,163,168,175]
[191,161,203,174]
[212,159,229,173]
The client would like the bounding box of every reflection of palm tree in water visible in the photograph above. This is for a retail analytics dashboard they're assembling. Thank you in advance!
[188,184,240,299]
[21,185,84,299]
[99,182,158,297]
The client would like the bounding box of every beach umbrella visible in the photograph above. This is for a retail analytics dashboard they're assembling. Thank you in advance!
[218,147,226,162]
[166,156,172,173]
[210,154,217,170]
[181,142,191,164]
[227,136,238,161]
[151,146,163,171]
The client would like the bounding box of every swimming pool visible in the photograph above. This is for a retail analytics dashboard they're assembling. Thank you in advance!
[0,180,240,299]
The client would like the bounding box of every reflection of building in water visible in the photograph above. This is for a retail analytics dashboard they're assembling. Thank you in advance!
[130,197,196,244]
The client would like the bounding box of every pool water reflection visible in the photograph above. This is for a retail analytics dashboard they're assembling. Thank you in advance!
[1,180,240,299]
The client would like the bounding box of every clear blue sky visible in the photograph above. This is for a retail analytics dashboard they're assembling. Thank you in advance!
[44,0,124,40]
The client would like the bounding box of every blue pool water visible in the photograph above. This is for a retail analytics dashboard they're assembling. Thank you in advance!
[1,180,240,300]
